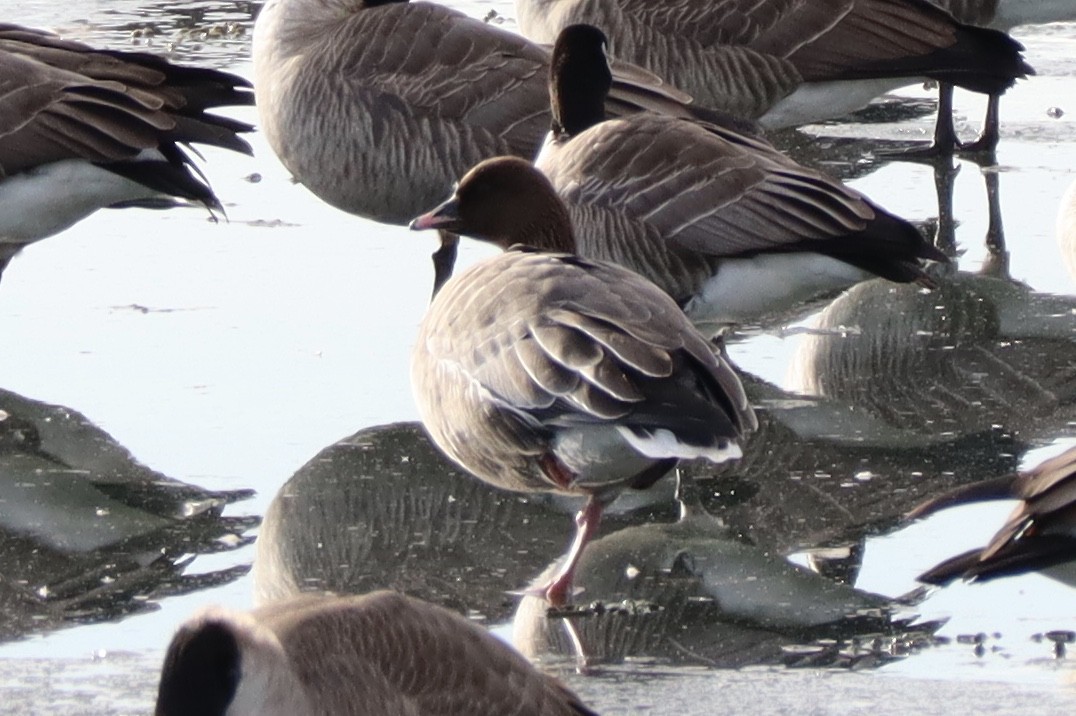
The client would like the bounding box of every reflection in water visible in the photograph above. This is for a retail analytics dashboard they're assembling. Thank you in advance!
[790,275,1076,441]
[513,500,938,670]
[682,373,1024,558]
[0,388,256,643]
[254,422,584,622]
[910,444,1076,587]
[254,421,967,671]
[44,1,257,67]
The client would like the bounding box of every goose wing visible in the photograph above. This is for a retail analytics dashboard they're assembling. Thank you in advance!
[0,23,252,158]
[417,251,753,454]
[545,114,874,257]
[0,51,173,176]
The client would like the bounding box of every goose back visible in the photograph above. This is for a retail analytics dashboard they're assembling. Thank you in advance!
[411,246,755,497]
[516,0,1032,126]
[157,591,596,716]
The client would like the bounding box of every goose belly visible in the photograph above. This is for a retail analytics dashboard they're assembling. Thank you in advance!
[684,253,870,332]
[759,77,913,130]
[0,159,161,244]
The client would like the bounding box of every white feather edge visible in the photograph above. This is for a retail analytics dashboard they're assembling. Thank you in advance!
[615,426,742,463]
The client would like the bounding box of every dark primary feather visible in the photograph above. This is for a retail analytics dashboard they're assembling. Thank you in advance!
[0,22,253,221]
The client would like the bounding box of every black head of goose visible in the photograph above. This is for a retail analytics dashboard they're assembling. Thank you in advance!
[411,164,756,603]
[155,591,597,716]
[532,25,949,332]
[908,445,1076,586]
[515,0,1033,146]
[0,24,254,283]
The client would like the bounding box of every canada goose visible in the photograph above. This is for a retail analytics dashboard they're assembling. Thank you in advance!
[529,24,945,332]
[928,0,1076,151]
[908,445,1076,585]
[155,591,597,716]
[252,0,738,292]
[0,23,254,282]
[514,0,1032,132]
[407,225,756,604]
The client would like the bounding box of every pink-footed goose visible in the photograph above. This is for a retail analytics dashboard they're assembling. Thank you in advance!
[928,0,1076,151]
[461,25,946,332]
[514,0,1032,146]
[253,0,738,293]
[908,445,1076,585]
[155,591,596,715]
[411,177,756,603]
[0,23,254,282]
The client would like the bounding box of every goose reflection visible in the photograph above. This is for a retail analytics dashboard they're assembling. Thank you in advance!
[676,372,1023,560]
[512,496,938,670]
[254,422,633,621]
[0,388,256,642]
[789,272,1076,442]
[909,444,1076,587]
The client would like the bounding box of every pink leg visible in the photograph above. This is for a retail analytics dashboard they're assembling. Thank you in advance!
[544,496,604,606]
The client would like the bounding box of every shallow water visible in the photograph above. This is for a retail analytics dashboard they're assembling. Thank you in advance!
[1,1,1075,713]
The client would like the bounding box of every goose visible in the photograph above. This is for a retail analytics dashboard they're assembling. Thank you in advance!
[407,209,756,604]
[928,0,1076,151]
[252,0,738,292]
[908,445,1076,586]
[524,24,947,332]
[0,23,254,282]
[514,0,1032,133]
[155,591,596,716]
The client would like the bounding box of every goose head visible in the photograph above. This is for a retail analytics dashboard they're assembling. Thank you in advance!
[411,156,577,255]
[156,608,309,716]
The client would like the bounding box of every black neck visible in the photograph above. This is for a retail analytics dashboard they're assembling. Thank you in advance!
[550,25,612,137]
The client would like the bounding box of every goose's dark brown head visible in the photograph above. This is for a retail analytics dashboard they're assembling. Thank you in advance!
[410,156,576,254]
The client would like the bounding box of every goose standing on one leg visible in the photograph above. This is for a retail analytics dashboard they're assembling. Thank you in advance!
[155,591,598,715]
[0,24,254,283]
[411,170,756,603]
[430,25,947,333]
[252,0,729,294]
[514,0,1032,134]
